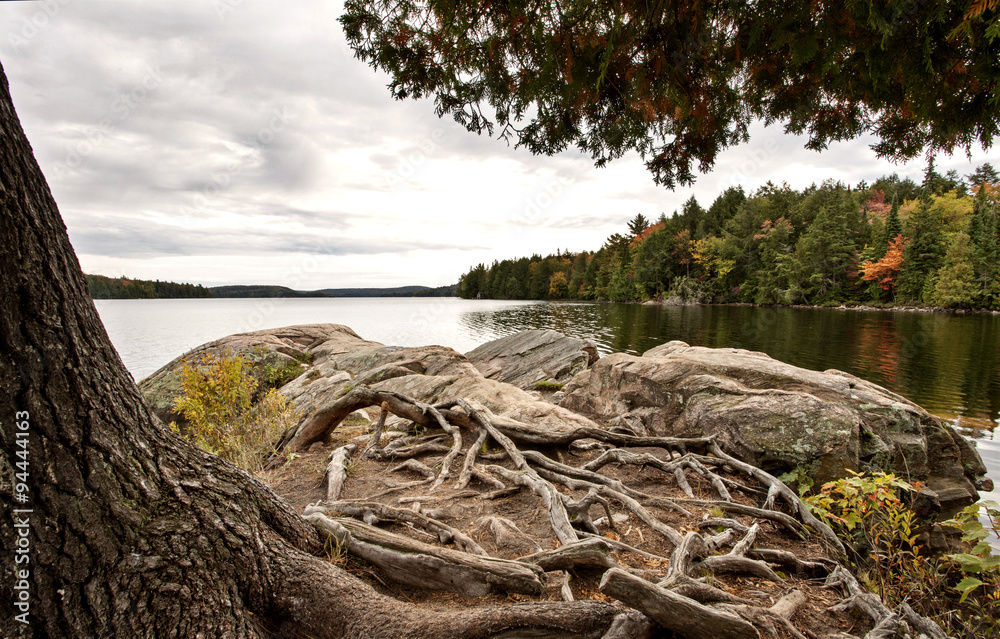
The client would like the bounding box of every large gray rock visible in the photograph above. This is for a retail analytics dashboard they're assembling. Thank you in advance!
[466,330,599,390]
[372,374,601,437]
[139,324,480,424]
[141,324,605,445]
[139,324,337,425]
[560,340,988,515]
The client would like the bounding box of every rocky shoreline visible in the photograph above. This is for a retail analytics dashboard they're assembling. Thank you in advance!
[642,297,1000,315]
[139,324,992,638]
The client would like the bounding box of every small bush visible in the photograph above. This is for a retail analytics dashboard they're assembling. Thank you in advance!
[802,470,1000,638]
[173,353,299,472]
[262,360,306,388]
[804,471,929,601]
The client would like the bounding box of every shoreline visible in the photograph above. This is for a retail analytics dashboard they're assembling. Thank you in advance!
[631,297,1000,316]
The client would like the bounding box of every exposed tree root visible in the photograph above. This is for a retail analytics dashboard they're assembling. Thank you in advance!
[324,443,357,502]
[825,567,950,639]
[704,443,846,559]
[324,500,486,555]
[284,385,927,639]
[305,510,544,597]
[700,525,786,584]
[599,568,761,639]
[517,537,617,572]
[474,516,543,554]
[360,402,390,459]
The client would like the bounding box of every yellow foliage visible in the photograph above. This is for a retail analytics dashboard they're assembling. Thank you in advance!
[692,236,735,277]
[173,353,299,472]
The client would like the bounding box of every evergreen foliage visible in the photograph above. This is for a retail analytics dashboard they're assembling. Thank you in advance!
[458,167,1000,310]
[342,1,1000,189]
[86,274,212,299]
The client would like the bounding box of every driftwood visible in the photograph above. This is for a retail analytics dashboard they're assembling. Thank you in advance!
[305,510,544,597]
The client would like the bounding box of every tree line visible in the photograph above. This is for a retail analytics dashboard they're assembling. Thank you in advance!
[458,162,1000,310]
[87,274,213,299]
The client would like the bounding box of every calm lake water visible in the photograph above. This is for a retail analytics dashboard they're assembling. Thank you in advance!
[94,297,1000,507]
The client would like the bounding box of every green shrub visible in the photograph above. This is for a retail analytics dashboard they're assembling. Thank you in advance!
[262,359,306,388]
[943,501,1000,635]
[173,353,299,472]
[802,470,1000,638]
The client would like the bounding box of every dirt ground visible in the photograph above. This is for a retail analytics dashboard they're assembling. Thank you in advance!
[260,414,873,638]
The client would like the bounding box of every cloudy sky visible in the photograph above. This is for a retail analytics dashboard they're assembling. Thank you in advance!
[1,2,998,290]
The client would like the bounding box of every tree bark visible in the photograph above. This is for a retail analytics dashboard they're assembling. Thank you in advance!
[0,58,624,638]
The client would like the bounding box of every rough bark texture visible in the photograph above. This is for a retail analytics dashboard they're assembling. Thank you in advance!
[0,59,626,639]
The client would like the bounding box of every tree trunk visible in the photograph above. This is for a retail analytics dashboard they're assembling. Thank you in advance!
[0,58,620,638]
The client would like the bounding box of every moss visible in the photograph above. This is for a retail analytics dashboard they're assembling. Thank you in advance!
[262,360,306,388]
[533,380,565,391]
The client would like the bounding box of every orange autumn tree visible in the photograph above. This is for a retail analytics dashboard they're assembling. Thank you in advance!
[862,234,907,298]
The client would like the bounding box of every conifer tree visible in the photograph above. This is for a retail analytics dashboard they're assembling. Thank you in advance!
[968,185,1000,306]
[881,201,903,258]
[343,1,1000,189]
[930,232,977,308]
[897,199,947,302]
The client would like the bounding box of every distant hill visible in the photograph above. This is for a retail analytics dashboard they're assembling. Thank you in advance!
[216,284,459,298]
[87,275,213,299]
[88,275,458,299]
[208,285,326,298]
[317,286,433,297]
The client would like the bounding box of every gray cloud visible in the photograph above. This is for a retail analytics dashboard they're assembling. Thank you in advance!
[68,215,473,259]
[1,1,997,288]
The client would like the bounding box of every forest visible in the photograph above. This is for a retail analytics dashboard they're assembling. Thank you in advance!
[86,274,213,299]
[458,162,1000,310]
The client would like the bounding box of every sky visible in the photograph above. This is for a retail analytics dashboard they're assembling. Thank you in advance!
[1,2,998,290]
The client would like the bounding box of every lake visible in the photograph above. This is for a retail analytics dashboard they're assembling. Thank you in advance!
[94,297,1000,509]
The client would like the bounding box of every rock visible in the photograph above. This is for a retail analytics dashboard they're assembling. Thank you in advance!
[372,374,602,438]
[139,324,482,425]
[560,340,987,515]
[140,324,987,519]
[465,329,599,390]
[283,371,352,415]
[139,324,335,425]
[348,409,370,423]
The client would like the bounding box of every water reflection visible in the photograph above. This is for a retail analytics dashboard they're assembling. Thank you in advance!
[462,302,1000,430]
